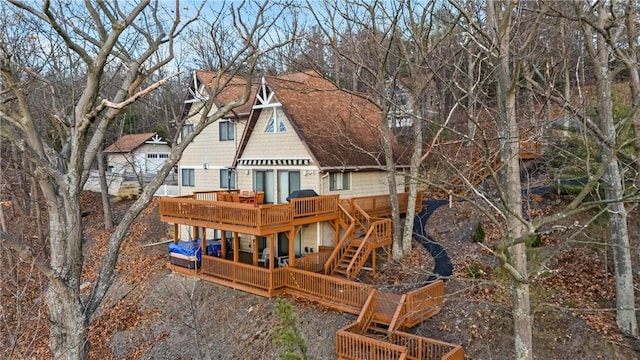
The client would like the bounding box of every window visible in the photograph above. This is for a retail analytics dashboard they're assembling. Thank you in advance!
[264,109,287,133]
[219,168,236,189]
[180,124,194,142]
[182,169,195,187]
[329,172,350,191]
[219,121,234,141]
[255,170,274,204]
[147,153,169,159]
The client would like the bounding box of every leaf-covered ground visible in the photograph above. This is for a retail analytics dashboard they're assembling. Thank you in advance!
[2,190,640,359]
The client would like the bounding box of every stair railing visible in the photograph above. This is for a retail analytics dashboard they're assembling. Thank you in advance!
[324,204,355,275]
[345,219,385,280]
[354,289,377,334]
[387,294,407,333]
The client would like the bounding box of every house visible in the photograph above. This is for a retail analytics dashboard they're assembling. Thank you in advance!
[176,70,408,250]
[159,70,465,359]
[104,132,170,176]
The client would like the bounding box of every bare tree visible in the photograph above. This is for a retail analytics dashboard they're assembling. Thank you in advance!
[308,0,413,259]
[0,1,294,358]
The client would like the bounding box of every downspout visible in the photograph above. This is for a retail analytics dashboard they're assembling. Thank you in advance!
[319,171,329,195]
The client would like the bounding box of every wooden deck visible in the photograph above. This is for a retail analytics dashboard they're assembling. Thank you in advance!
[160,191,463,359]
[160,192,340,236]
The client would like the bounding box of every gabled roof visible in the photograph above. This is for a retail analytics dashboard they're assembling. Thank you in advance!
[192,70,257,119]
[104,133,165,153]
[236,71,408,171]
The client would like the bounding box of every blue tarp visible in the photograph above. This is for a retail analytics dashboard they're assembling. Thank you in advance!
[168,239,223,261]
[168,241,203,261]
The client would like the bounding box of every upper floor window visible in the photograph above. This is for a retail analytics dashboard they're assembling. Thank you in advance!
[219,120,234,141]
[180,124,194,143]
[264,109,287,133]
[182,168,195,187]
[329,172,350,191]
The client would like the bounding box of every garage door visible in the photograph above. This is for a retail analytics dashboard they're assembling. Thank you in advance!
[146,153,169,173]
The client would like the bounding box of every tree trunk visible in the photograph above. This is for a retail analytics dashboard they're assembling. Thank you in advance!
[487,1,532,358]
[42,181,89,358]
[401,89,425,256]
[97,149,114,230]
[46,280,89,359]
[586,4,638,336]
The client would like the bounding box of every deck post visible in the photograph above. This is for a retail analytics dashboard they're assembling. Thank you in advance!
[173,224,178,243]
[221,230,227,259]
[252,237,258,266]
[288,229,295,268]
[233,232,239,263]
[269,234,275,270]
[372,247,376,277]
[201,227,206,255]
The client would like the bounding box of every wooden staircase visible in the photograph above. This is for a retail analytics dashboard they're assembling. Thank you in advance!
[331,241,361,278]
[336,286,464,360]
[326,203,392,280]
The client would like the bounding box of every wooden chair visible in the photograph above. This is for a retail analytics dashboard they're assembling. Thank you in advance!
[256,192,265,204]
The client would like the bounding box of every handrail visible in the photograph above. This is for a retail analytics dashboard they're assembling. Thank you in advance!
[336,328,409,360]
[387,294,407,333]
[345,221,375,280]
[324,205,355,275]
[345,219,390,280]
[355,290,377,335]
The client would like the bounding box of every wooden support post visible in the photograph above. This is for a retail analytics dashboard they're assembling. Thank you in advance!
[201,228,206,255]
[288,229,295,268]
[269,234,275,270]
[221,230,227,260]
[372,247,377,277]
[233,232,239,263]
[253,237,258,266]
[192,225,197,240]
[173,224,178,243]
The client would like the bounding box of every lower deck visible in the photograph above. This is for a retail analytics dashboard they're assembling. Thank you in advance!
[162,191,463,359]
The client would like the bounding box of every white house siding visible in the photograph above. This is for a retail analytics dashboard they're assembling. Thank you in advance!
[137,143,170,173]
[107,153,134,174]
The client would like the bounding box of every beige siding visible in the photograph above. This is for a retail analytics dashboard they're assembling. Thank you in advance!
[319,171,404,198]
[241,108,310,160]
[178,101,247,194]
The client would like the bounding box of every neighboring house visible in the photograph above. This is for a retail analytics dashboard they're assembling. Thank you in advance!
[176,70,409,252]
[104,132,171,176]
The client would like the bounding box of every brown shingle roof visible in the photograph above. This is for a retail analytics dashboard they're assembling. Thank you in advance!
[194,71,257,118]
[238,71,408,171]
[104,133,158,153]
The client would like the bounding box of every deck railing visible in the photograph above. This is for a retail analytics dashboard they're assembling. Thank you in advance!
[292,195,339,217]
[293,250,332,273]
[325,206,356,275]
[403,280,444,327]
[346,192,423,218]
[284,267,371,311]
[355,290,377,334]
[160,194,339,230]
[337,323,463,360]
[336,324,409,360]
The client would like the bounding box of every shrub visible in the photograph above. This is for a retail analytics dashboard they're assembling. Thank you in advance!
[471,222,485,243]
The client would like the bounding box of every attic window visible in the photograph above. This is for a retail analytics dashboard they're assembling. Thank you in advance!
[264,108,287,133]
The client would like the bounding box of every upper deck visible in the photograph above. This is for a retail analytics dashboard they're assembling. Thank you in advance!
[159,190,340,236]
